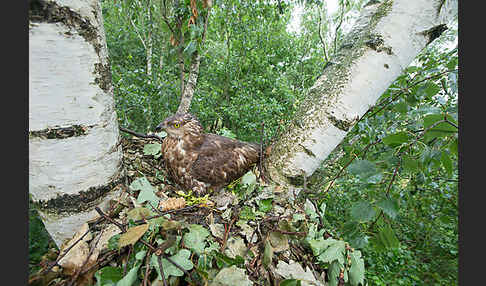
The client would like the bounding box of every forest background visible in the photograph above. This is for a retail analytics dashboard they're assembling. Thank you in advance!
[29,0,458,285]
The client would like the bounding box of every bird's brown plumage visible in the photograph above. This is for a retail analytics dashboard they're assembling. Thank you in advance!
[156,113,260,195]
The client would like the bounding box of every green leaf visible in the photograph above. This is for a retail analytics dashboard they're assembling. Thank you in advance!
[151,249,194,279]
[348,251,365,286]
[317,240,345,264]
[372,224,400,251]
[183,224,210,254]
[377,197,399,220]
[95,266,123,286]
[349,234,369,249]
[107,234,120,251]
[135,250,147,261]
[441,151,454,176]
[393,101,408,114]
[423,114,458,142]
[262,239,273,267]
[279,279,302,286]
[129,177,160,208]
[328,260,344,286]
[213,251,245,268]
[350,201,376,223]
[347,159,378,179]
[241,171,257,185]
[116,263,141,286]
[418,82,440,98]
[382,131,410,148]
[143,143,161,158]
[308,238,339,256]
[319,202,327,215]
[449,137,458,155]
[258,198,273,213]
[402,155,419,172]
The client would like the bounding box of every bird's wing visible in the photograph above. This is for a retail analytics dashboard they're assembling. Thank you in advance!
[191,134,260,186]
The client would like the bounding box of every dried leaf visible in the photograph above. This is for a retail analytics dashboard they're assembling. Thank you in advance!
[209,223,225,239]
[159,197,186,211]
[269,231,289,252]
[127,207,151,221]
[118,224,149,248]
[58,223,98,275]
[275,260,324,286]
[211,265,252,286]
[224,236,247,259]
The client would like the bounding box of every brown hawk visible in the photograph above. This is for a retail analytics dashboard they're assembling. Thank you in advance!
[155,113,260,195]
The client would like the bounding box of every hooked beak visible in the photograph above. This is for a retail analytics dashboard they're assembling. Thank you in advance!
[155,122,166,132]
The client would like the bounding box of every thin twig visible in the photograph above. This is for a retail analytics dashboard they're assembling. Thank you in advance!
[95,207,126,232]
[359,69,458,122]
[368,160,401,231]
[119,126,164,142]
[157,255,168,286]
[324,139,382,193]
[67,226,104,286]
[333,1,345,55]
[41,218,104,275]
[220,217,237,252]
[143,250,153,286]
[318,7,329,62]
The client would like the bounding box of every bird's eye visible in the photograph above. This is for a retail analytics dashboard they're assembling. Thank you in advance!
[173,123,180,128]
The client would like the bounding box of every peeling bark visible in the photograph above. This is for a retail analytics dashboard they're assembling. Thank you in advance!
[265,0,457,188]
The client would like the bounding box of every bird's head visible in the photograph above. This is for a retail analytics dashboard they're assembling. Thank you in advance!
[155,113,203,139]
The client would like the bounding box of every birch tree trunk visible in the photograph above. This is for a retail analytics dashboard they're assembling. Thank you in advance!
[266,0,457,187]
[176,6,211,114]
[177,51,201,114]
[29,0,123,247]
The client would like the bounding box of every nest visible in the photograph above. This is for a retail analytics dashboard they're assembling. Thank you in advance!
[29,137,334,286]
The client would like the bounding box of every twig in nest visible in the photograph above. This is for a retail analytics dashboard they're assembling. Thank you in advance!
[271,228,307,237]
[67,226,104,286]
[220,216,237,252]
[157,255,168,286]
[142,250,152,286]
[258,121,269,183]
[41,218,104,276]
[119,126,164,142]
[95,207,126,232]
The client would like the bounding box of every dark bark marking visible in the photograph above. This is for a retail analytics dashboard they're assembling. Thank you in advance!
[32,166,125,215]
[29,124,95,139]
[299,144,317,158]
[29,0,113,93]
[327,114,354,132]
[364,34,393,55]
[421,24,448,45]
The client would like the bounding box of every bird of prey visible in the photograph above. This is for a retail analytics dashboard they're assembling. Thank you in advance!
[155,113,260,195]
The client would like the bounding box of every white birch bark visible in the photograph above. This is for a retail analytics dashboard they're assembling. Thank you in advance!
[266,0,457,186]
[29,0,123,247]
[177,52,201,114]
